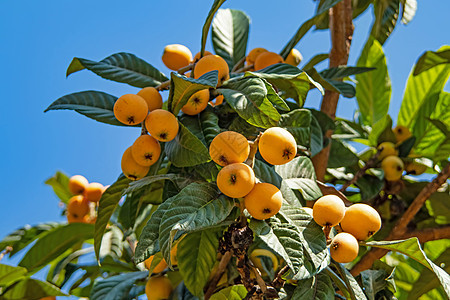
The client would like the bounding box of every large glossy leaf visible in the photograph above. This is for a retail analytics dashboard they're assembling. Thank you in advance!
[291,271,334,299]
[333,262,368,300]
[218,76,280,128]
[278,109,312,147]
[99,226,123,259]
[306,68,354,98]
[320,66,375,79]
[44,171,72,204]
[355,37,391,126]
[66,52,168,87]
[327,140,359,168]
[0,278,67,299]
[211,9,250,69]
[178,230,220,297]
[201,0,226,56]
[44,91,125,126]
[253,159,282,188]
[371,0,400,45]
[413,47,450,76]
[0,264,27,288]
[210,285,247,300]
[18,223,94,272]
[302,53,329,71]
[90,271,148,300]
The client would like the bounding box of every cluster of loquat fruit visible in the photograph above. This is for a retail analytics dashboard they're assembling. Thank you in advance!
[66,175,106,224]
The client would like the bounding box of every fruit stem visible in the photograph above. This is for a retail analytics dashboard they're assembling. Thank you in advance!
[155,63,196,91]
[271,265,290,288]
[244,133,262,168]
[233,64,254,74]
[141,121,148,135]
[231,56,247,72]
[323,225,332,244]
[204,251,232,300]
[0,246,12,262]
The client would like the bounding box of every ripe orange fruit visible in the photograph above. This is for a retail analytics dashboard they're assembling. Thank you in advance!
[377,142,398,161]
[211,94,224,106]
[121,147,150,181]
[144,255,168,273]
[405,161,428,175]
[84,182,105,203]
[68,175,89,195]
[285,49,303,66]
[340,203,381,240]
[194,55,229,86]
[330,232,359,263]
[137,87,163,112]
[145,109,179,142]
[312,195,345,227]
[131,135,161,167]
[246,48,268,66]
[393,125,412,143]
[254,51,284,71]
[217,163,255,198]
[67,213,89,224]
[181,89,210,115]
[209,131,249,166]
[113,94,148,125]
[259,127,297,165]
[193,50,213,62]
[145,276,173,300]
[244,183,283,220]
[162,44,192,71]
[67,195,90,218]
[381,156,404,181]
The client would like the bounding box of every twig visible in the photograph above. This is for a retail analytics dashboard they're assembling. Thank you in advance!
[126,237,137,256]
[155,63,195,91]
[271,265,290,288]
[234,64,254,74]
[232,56,247,72]
[0,246,12,262]
[244,133,262,168]
[155,80,170,91]
[248,260,268,293]
[402,225,450,242]
[204,251,232,300]
[141,121,148,135]
[177,63,195,75]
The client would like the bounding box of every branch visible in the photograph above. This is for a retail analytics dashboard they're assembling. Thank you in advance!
[340,148,382,192]
[403,225,450,243]
[204,251,232,300]
[233,64,254,74]
[155,63,195,91]
[0,246,12,262]
[231,56,247,72]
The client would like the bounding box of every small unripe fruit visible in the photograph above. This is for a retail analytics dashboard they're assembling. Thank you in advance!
[162,44,192,70]
[113,94,148,125]
[121,147,150,181]
[193,50,212,62]
[259,127,297,165]
[312,195,345,227]
[84,182,105,203]
[340,203,381,240]
[194,55,229,86]
[330,232,359,263]
[377,142,398,161]
[393,125,412,143]
[381,156,404,181]
[145,109,179,142]
[137,87,163,112]
[405,161,427,175]
[209,131,249,166]
[144,255,168,273]
[145,276,173,300]
[131,135,161,167]
[246,47,268,65]
[181,89,210,115]
[217,163,255,198]
[68,175,89,195]
[285,49,303,66]
[245,183,283,220]
[67,195,89,218]
[254,51,284,71]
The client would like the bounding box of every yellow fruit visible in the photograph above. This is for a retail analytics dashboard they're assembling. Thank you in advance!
[84,182,105,203]
[162,44,192,71]
[246,47,268,65]
[330,232,359,263]
[245,183,283,220]
[259,127,297,165]
[68,175,89,195]
[209,131,249,166]
[211,94,224,106]
[181,89,210,115]
[113,94,148,125]
[406,161,428,175]
[121,147,150,181]
[217,163,255,198]
[254,51,284,71]
[144,255,168,273]
[131,135,161,167]
[249,249,279,275]
[381,156,404,181]
[145,109,179,142]
[67,213,89,224]
[145,276,173,300]
[377,142,398,161]
[67,195,89,218]
[194,55,229,86]
[340,204,381,241]
[193,50,213,62]
[312,195,345,227]
[393,125,412,143]
[137,87,163,112]
[285,49,303,66]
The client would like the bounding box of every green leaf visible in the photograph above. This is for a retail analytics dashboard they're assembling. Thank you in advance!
[66,52,168,87]
[263,79,290,111]
[360,269,393,300]
[211,9,250,69]
[333,262,368,300]
[425,191,450,225]
[278,109,312,147]
[320,66,375,79]
[302,53,328,71]
[401,0,417,24]
[291,271,334,299]
[90,271,148,300]
[413,48,450,76]
[371,0,400,45]
[199,109,221,145]
[210,285,247,300]
[201,0,226,57]
[306,68,354,98]
[18,223,94,272]
[355,175,384,201]
[168,71,218,115]
[44,91,126,126]
[310,115,324,156]
[99,226,123,259]
[435,137,450,162]
[368,115,395,146]
[124,174,181,195]
[218,76,280,128]
[327,140,359,168]
[0,278,67,299]
[397,136,416,157]
[355,37,391,126]
[178,230,220,297]
[44,171,72,204]
[253,159,282,188]
[94,175,131,261]
[164,120,211,167]
[0,264,27,288]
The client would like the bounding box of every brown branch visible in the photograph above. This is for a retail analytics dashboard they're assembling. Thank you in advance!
[233,64,254,74]
[350,164,450,276]
[271,265,290,289]
[403,225,450,242]
[155,80,170,91]
[0,246,12,262]
[232,56,247,72]
[244,133,262,168]
[340,148,382,192]
[204,251,232,300]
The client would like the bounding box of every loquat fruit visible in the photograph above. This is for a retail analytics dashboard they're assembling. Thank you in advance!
[145,109,179,142]
[244,183,283,220]
[217,163,255,198]
[193,50,213,62]
[181,89,210,115]
[67,195,89,218]
[84,182,105,203]
[145,276,173,300]
[254,51,284,71]
[330,232,359,263]
[312,195,345,227]
[405,161,427,175]
[162,44,192,71]
[144,255,168,273]
[246,47,268,66]
[285,49,303,66]
[131,134,161,167]
[381,156,404,181]
[68,175,89,195]
[340,203,381,240]
[377,142,398,161]
[393,125,412,143]
[209,131,249,166]
[67,213,89,224]
[137,87,163,112]
[259,127,297,165]
[121,147,150,181]
[194,55,229,86]
[210,94,224,106]
[113,94,148,126]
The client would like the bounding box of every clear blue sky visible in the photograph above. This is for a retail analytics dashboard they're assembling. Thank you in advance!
[0,0,449,266]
